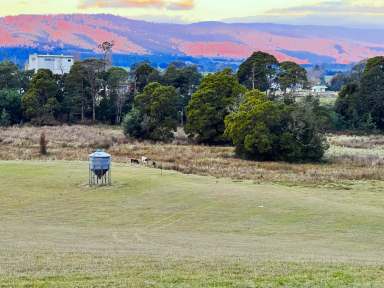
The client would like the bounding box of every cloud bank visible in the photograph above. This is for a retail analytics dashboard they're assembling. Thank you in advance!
[78,0,194,10]
[225,0,384,28]
[267,0,384,17]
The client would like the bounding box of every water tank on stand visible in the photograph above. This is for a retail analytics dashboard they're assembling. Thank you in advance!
[89,150,112,186]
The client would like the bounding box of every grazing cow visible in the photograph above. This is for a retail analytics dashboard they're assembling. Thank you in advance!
[131,158,140,165]
[141,157,157,167]
[141,156,149,164]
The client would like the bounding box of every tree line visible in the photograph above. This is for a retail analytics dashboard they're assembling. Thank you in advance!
[123,52,327,162]
[1,51,384,162]
[0,59,201,126]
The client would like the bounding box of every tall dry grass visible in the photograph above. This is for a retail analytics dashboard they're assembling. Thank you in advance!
[2,125,384,184]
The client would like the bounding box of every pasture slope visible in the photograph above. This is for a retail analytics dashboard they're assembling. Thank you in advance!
[0,161,383,287]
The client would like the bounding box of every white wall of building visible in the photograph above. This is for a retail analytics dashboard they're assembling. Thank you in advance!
[26,54,74,75]
[311,85,328,93]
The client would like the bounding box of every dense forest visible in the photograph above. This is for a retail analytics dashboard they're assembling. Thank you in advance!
[1,52,384,162]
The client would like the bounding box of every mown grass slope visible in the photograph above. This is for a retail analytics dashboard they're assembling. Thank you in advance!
[0,161,383,287]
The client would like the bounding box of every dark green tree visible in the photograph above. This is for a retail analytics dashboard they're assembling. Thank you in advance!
[335,82,363,129]
[131,62,160,93]
[63,60,108,123]
[0,89,23,124]
[287,96,330,161]
[0,108,11,127]
[0,61,21,90]
[21,69,59,125]
[334,57,384,131]
[186,69,246,144]
[278,61,307,93]
[360,65,384,130]
[329,73,350,92]
[333,57,384,131]
[329,61,365,92]
[122,108,143,139]
[81,59,105,123]
[106,67,130,124]
[301,95,338,132]
[162,63,202,113]
[63,61,90,122]
[0,61,33,94]
[237,51,279,91]
[364,56,384,74]
[123,82,179,141]
[225,90,328,162]
[19,70,34,93]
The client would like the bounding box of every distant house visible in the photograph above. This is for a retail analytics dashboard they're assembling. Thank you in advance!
[25,54,74,75]
[311,85,328,93]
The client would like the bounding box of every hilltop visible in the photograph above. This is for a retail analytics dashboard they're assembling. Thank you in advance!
[0,14,384,68]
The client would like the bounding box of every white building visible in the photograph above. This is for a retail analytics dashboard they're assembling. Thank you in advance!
[26,54,74,75]
[311,85,328,93]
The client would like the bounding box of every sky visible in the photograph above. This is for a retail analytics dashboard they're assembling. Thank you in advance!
[2,0,384,27]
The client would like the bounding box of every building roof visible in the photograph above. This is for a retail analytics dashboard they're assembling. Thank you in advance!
[312,85,328,89]
[31,54,74,58]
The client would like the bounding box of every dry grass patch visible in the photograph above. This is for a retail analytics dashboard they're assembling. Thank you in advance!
[2,125,384,184]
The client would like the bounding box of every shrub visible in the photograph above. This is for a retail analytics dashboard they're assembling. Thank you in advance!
[122,108,143,139]
[39,132,48,155]
[225,90,328,162]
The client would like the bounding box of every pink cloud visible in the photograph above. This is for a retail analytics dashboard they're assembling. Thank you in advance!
[167,0,194,10]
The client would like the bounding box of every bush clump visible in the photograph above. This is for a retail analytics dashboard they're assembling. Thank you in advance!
[225,90,329,162]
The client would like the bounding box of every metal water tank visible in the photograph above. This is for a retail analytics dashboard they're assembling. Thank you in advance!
[89,150,112,185]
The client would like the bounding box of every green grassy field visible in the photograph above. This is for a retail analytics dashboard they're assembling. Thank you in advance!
[0,161,384,287]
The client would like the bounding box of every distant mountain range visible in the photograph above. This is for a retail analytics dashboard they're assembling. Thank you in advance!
[0,14,383,70]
